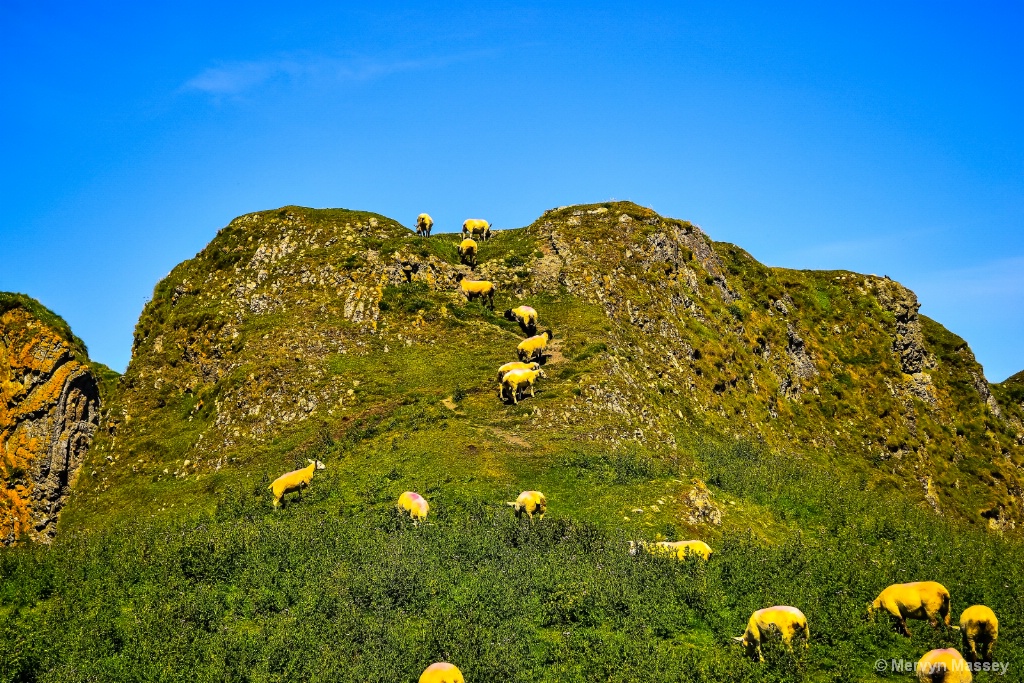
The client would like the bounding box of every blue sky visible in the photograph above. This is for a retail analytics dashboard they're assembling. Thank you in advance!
[2,1,1021,380]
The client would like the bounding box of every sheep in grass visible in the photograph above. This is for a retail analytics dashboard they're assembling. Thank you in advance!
[268,460,325,508]
[397,491,429,523]
[504,305,538,333]
[500,367,545,404]
[508,490,547,521]
[462,218,490,241]
[455,274,495,309]
[458,238,478,267]
[733,606,810,662]
[959,605,998,664]
[419,663,464,683]
[869,581,951,637]
[516,330,553,363]
[416,213,433,237]
[916,648,973,683]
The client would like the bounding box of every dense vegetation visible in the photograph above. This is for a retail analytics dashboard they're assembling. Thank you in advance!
[3,440,1020,682]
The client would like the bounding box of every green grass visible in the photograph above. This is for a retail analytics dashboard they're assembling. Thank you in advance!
[0,292,90,360]
[2,440,1021,683]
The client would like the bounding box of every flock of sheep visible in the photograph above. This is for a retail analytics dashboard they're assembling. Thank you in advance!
[263,215,1001,682]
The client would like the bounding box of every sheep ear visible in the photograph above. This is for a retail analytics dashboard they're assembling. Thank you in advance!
[506,501,516,507]
[732,637,745,644]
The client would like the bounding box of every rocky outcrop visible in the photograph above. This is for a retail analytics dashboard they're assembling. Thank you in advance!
[875,278,932,375]
[65,202,1024,531]
[1,305,100,543]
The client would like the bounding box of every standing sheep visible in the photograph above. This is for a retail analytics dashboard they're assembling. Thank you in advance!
[462,218,490,241]
[504,305,538,333]
[416,213,433,237]
[507,490,547,521]
[869,581,951,637]
[455,274,496,309]
[516,330,553,363]
[268,460,325,508]
[959,605,998,663]
[733,606,810,662]
[458,238,478,267]
[501,367,546,404]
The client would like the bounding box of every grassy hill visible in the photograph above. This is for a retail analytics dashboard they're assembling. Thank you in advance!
[1,203,1022,681]
[62,202,1023,532]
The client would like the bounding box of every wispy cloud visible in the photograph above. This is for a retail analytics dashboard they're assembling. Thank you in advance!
[180,52,479,97]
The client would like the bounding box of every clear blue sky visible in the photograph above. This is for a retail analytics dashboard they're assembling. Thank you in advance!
[2,2,1021,380]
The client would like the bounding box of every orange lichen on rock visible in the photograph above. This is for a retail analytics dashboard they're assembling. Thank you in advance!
[0,308,100,543]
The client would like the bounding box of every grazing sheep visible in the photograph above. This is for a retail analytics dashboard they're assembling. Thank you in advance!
[959,605,998,663]
[458,238,478,267]
[496,361,541,382]
[504,305,538,333]
[268,460,325,508]
[455,274,495,308]
[629,539,713,561]
[501,367,546,404]
[733,606,810,662]
[462,218,490,241]
[869,581,951,637]
[916,648,973,683]
[508,490,547,521]
[419,662,464,683]
[416,213,433,237]
[516,330,554,363]
[496,361,540,398]
[397,491,429,522]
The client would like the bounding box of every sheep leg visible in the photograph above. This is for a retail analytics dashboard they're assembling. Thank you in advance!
[964,636,978,663]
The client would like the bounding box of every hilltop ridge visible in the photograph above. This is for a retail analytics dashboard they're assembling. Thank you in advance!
[57,202,1023,535]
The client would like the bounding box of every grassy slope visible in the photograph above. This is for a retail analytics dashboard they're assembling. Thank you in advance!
[2,204,1021,681]
[2,442,1021,682]
[0,292,120,398]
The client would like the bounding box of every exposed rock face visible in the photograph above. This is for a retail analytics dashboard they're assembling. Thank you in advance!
[0,306,100,543]
[875,278,932,375]
[66,202,1024,530]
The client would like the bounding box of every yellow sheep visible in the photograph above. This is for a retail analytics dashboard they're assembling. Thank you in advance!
[397,491,429,522]
[733,606,810,662]
[419,662,464,683]
[916,648,973,683]
[508,490,547,521]
[457,238,478,267]
[959,605,998,663]
[629,539,713,561]
[869,581,951,637]
[455,274,495,308]
[268,460,325,508]
[501,367,546,404]
[416,213,433,237]
[516,330,553,363]
[504,305,538,333]
[496,360,540,382]
[496,361,540,398]
[462,218,490,241]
